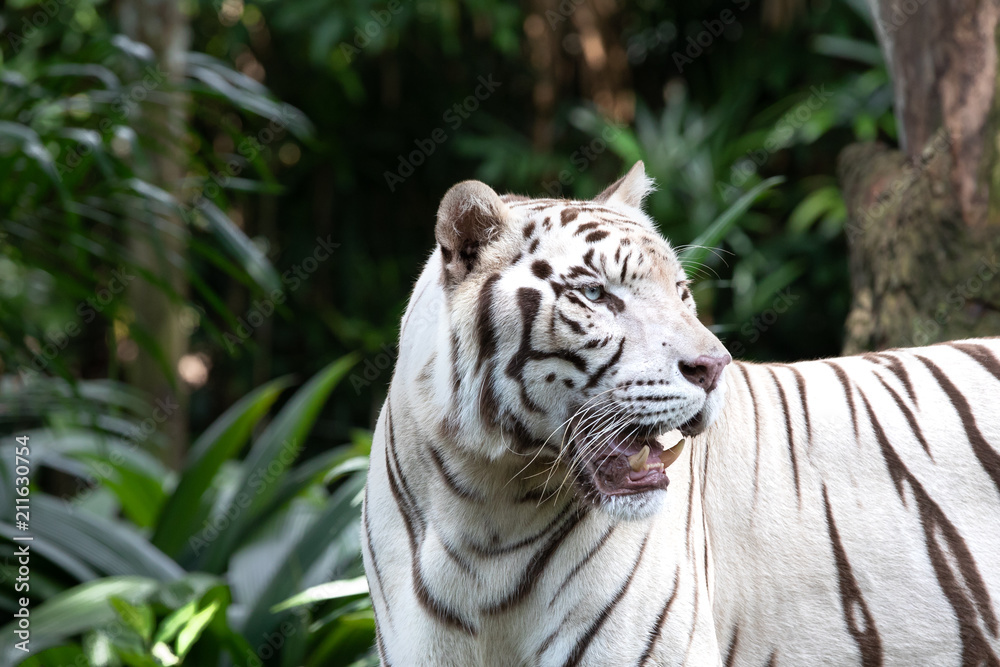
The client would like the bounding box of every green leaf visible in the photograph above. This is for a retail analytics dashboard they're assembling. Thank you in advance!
[75,453,168,529]
[812,34,883,66]
[152,376,293,558]
[154,600,198,645]
[680,176,785,270]
[195,199,283,294]
[175,599,221,659]
[28,495,183,581]
[0,520,99,583]
[787,185,846,235]
[0,576,159,663]
[0,121,62,186]
[110,597,155,643]
[240,472,366,641]
[198,355,359,572]
[271,576,368,612]
[185,53,313,140]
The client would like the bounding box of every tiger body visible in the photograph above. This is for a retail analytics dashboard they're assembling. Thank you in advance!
[362,163,1000,666]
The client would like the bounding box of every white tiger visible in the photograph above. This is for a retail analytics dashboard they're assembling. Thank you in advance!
[361,162,1000,666]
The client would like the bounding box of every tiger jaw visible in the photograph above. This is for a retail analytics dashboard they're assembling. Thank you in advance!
[585,431,686,498]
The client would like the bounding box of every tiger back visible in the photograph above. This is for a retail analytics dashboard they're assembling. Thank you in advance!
[361,162,1000,666]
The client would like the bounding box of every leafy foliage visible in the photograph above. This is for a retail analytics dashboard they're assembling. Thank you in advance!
[0,359,376,666]
[0,0,900,664]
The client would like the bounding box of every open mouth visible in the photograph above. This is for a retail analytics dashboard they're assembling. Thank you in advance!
[678,410,704,436]
[584,429,686,497]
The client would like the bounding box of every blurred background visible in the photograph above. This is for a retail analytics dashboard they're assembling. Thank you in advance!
[0,0,956,664]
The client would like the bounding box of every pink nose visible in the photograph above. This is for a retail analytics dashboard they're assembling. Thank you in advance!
[678,354,731,392]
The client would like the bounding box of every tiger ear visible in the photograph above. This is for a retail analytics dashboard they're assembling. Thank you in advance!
[436,180,510,284]
[594,161,655,210]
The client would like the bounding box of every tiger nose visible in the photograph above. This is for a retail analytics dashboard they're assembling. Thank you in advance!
[678,354,731,392]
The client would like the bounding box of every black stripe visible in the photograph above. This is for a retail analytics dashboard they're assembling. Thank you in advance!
[950,342,1000,383]
[859,389,1000,653]
[508,287,547,413]
[385,404,476,635]
[788,365,812,447]
[386,407,423,529]
[479,359,499,427]
[824,361,860,441]
[723,625,741,667]
[559,312,585,334]
[428,445,485,503]
[767,367,801,502]
[449,332,461,397]
[637,566,680,666]
[475,273,501,374]
[869,352,917,405]
[735,364,763,506]
[822,484,883,666]
[584,338,624,389]
[561,533,651,667]
[373,604,391,666]
[466,501,575,557]
[549,525,616,608]
[362,493,391,627]
[914,354,1000,496]
[685,442,695,552]
[483,508,587,614]
[873,374,931,457]
[441,537,476,576]
[507,287,589,413]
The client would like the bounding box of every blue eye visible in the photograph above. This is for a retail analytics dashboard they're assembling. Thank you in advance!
[583,286,604,301]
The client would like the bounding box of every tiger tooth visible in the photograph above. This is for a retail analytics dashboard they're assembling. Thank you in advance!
[628,444,650,472]
[660,438,686,468]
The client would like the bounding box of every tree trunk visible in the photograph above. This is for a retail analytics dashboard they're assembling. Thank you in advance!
[838,0,1000,354]
[117,0,191,468]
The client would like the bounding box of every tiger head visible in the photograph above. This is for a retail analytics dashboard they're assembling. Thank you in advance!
[435,162,730,519]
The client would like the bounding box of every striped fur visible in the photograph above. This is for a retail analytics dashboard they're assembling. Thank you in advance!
[362,164,1000,666]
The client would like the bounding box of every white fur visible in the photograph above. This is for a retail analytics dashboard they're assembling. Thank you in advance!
[363,168,1000,666]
